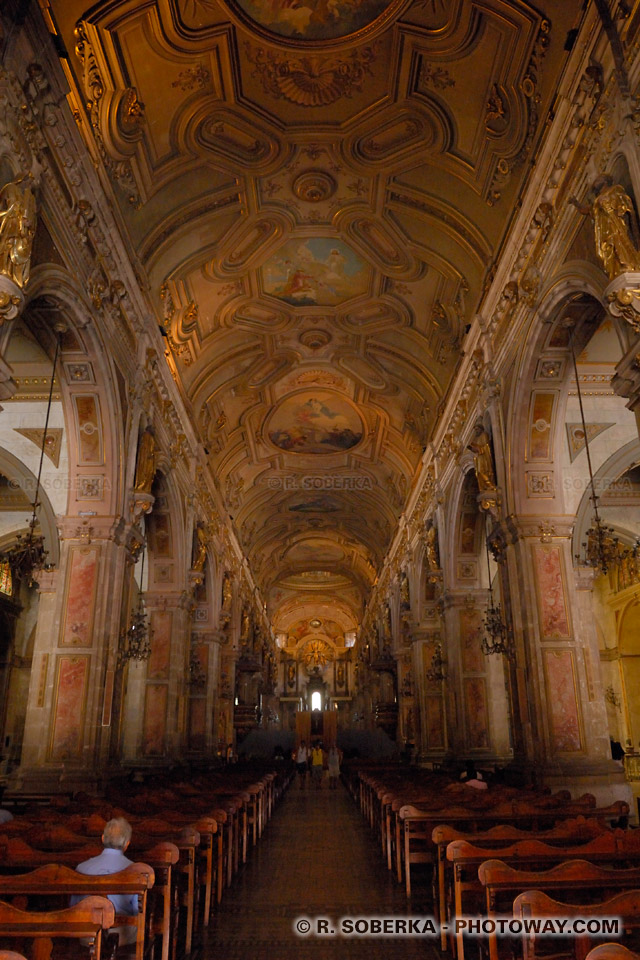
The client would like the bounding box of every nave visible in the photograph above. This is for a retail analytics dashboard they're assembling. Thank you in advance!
[201,780,434,960]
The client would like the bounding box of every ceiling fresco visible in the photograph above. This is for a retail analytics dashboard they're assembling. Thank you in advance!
[48,0,584,630]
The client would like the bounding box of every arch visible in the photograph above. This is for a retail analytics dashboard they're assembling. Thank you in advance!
[0,446,59,566]
[572,439,640,557]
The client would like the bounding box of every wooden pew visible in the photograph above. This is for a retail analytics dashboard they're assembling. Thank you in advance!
[480,860,640,960]
[0,863,153,960]
[586,946,640,960]
[0,836,177,960]
[447,831,640,960]
[513,889,640,960]
[433,818,607,950]
[399,800,628,898]
[0,894,115,960]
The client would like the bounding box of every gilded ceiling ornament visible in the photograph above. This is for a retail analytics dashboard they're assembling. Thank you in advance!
[298,330,333,350]
[245,44,377,107]
[485,19,550,206]
[73,21,142,206]
[117,88,145,138]
[171,64,211,92]
[485,85,508,134]
[420,62,455,91]
[292,170,337,203]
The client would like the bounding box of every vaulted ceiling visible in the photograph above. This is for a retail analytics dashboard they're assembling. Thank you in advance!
[47,0,583,629]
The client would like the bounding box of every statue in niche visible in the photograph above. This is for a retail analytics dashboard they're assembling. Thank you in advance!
[0,175,36,289]
[592,180,640,279]
[192,522,207,573]
[133,425,156,494]
[468,424,496,492]
[336,660,345,688]
[240,607,252,649]
[381,604,392,652]
[287,661,296,688]
[400,572,410,611]
[221,573,232,615]
[425,521,440,573]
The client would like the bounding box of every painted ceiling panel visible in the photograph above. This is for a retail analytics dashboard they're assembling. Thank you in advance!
[49,0,584,625]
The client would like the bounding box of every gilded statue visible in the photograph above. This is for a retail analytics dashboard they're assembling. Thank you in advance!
[221,573,232,613]
[400,572,410,611]
[592,182,640,280]
[133,425,156,494]
[240,606,251,643]
[192,523,207,573]
[425,522,439,572]
[0,176,36,289]
[468,425,496,492]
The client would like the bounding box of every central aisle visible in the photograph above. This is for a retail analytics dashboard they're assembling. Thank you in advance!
[201,778,439,960]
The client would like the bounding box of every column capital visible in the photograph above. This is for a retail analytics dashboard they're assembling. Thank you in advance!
[56,515,124,543]
[605,272,640,337]
[500,514,575,542]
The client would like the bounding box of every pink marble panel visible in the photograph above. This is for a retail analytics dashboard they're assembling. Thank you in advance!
[143,684,168,756]
[72,394,104,465]
[464,677,489,749]
[460,608,484,673]
[425,696,444,750]
[147,611,172,679]
[533,544,571,639]
[49,655,89,761]
[61,546,98,646]
[544,649,582,752]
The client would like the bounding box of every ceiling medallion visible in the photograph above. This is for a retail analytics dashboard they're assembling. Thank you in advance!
[245,43,377,107]
[292,170,337,203]
[299,328,332,350]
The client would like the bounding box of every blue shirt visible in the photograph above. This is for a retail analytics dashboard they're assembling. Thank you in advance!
[72,847,138,916]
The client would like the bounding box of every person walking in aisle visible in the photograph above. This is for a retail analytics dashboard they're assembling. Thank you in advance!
[296,739,309,788]
[311,742,324,789]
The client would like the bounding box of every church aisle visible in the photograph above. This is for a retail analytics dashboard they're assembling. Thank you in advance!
[199,779,438,960]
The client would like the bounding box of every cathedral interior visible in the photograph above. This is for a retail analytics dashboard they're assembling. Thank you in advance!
[0,0,639,816]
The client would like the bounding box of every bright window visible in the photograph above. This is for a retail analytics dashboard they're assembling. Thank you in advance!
[311,691,322,711]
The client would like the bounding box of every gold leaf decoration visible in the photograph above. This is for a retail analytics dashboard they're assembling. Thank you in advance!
[245,43,377,107]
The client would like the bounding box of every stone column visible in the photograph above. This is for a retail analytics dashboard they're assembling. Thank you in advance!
[122,589,191,764]
[412,625,447,761]
[505,516,629,803]
[17,517,127,792]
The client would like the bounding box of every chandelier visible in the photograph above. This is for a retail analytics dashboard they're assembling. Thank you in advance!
[481,540,514,658]
[569,326,636,576]
[426,642,446,682]
[118,547,152,666]
[0,331,62,586]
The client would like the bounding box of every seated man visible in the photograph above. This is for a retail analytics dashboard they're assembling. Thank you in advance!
[73,817,138,944]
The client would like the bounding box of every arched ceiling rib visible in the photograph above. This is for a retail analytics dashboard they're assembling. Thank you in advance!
[49,0,583,624]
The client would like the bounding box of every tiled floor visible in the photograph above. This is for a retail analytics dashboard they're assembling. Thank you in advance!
[200,779,439,959]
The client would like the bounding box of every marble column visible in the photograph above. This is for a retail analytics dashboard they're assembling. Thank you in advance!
[17,517,128,792]
[504,515,629,803]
